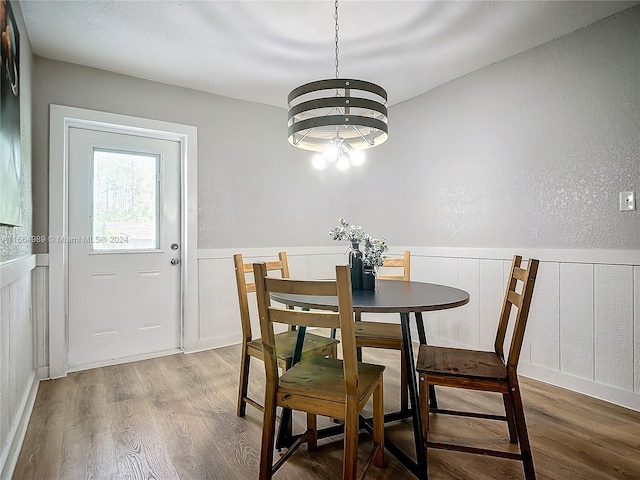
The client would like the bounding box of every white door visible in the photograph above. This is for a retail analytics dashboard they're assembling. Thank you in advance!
[68,127,181,369]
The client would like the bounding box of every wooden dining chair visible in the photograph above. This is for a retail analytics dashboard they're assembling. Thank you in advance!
[354,250,410,411]
[416,255,539,480]
[254,262,385,480]
[234,252,339,417]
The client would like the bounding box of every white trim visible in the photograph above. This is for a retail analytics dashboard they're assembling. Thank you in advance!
[197,246,640,265]
[518,363,640,412]
[67,348,183,373]
[0,373,39,480]
[36,366,50,380]
[49,105,198,378]
[401,246,640,266]
[0,255,36,289]
[197,245,346,259]
[35,253,49,267]
[190,333,244,354]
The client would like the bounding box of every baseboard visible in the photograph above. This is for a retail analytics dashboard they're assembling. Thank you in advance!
[0,372,39,480]
[518,363,640,412]
[67,348,183,373]
[187,333,243,354]
[36,366,50,380]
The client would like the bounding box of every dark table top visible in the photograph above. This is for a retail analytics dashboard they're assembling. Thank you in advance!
[270,279,470,314]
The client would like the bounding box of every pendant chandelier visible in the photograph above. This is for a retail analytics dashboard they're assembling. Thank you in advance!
[287,0,388,171]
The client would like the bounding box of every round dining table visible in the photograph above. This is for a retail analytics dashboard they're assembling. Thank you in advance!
[271,279,470,480]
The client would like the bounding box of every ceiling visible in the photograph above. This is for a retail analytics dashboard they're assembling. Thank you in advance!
[20,1,637,109]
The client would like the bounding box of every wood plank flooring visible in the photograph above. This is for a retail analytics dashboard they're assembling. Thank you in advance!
[13,345,640,479]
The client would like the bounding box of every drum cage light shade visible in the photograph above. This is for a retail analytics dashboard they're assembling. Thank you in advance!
[288,78,388,152]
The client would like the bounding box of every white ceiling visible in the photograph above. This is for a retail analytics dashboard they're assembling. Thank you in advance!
[21,0,637,108]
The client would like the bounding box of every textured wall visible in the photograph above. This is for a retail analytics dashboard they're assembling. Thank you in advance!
[33,6,639,251]
[0,1,33,263]
[32,59,356,251]
[360,6,639,249]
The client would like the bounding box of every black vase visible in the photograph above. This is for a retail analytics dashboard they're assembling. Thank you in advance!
[362,267,376,290]
[349,243,363,290]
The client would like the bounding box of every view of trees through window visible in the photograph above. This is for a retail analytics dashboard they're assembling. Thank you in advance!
[92,150,159,251]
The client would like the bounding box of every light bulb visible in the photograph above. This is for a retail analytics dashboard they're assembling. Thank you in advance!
[336,155,351,171]
[324,143,339,162]
[312,154,328,170]
[349,150,365,166]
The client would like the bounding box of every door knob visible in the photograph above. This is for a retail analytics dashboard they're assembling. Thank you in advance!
[171,243,179,250]
[171,258,180,265]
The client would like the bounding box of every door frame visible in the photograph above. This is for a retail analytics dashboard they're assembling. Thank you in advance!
[49,105,198,378]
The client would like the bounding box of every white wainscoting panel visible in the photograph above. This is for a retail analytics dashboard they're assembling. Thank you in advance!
[479,259,504,351]
[438,257,459,343]
[198,255,250,351]
[594,265,634,391]
[32,266,49,378]
[528,262,560,372]
[0,257,38,479]
[417,256,440,338]
[559,263,594,380]
[457,258,480,349]
[196,247,639,411]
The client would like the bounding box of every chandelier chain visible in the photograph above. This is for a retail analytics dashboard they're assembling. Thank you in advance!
[334,0,339,78]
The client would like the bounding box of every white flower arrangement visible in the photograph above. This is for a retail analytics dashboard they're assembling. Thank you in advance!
[362,234,389,269]
[329,218,388,269]
[329,217,366,244]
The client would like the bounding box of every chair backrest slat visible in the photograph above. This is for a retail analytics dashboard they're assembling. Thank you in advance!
[269,307,341,329]
[264,277,337,296]
[234,252,290,342]
[254,262,358,396]
[494,256,539,373]
[507,290,522,308]
[512,267,528,282]
[377,250,410,281]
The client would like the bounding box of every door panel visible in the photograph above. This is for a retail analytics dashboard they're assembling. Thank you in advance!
[68,127,181,368]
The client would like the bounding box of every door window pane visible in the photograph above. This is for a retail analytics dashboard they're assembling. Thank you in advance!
[92,149,160,251]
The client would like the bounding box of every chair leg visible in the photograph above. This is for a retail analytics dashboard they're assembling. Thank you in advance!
[237,347,251,417]
[343,399,360,480]
[510,383,536,480]
[419,374,429,439]
[259,385,277,480]
[400,347,409,411]
[373,381,385,467]
[502,393,518,444]
[307,413,317,452]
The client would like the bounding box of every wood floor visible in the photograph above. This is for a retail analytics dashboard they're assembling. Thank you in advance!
[14,344,640,480]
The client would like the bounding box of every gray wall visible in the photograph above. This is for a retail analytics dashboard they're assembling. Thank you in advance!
[32,58,358,251]
[0,1,33,262]
[360,5,639,249]
[33,5,639,251]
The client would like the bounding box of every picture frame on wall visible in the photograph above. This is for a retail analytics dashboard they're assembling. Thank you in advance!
[0,0,22,226]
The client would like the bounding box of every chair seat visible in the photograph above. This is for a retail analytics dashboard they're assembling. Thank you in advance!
[248,331,338,362]
[279,356,385,404]
[355,321,403,348]
[417,345,508,382]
